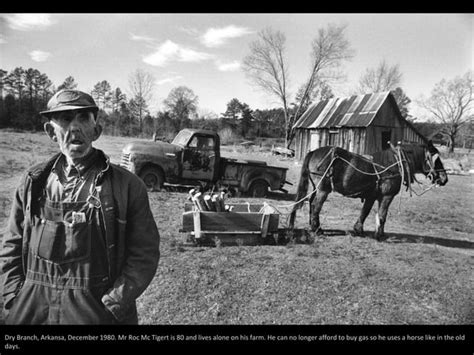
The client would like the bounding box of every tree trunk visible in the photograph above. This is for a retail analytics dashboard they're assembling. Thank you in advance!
[448,134,455,153]
[285,116,292,149]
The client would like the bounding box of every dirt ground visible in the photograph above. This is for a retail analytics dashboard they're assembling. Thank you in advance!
[0,129,473,324]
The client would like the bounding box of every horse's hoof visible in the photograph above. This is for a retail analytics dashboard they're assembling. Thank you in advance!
[375,234,387,242]
[311,227,324,236]
[351,229,365,238]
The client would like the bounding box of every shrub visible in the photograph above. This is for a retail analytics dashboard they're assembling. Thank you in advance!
[218,128,240,145]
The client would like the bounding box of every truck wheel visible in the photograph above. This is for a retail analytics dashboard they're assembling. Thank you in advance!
[140,167,164,191]
[248,180,269,198]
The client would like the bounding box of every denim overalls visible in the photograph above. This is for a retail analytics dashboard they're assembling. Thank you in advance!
[5,173,116,324]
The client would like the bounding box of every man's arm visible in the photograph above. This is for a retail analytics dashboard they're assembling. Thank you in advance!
[102,177,160,321]
[0,176,27,316]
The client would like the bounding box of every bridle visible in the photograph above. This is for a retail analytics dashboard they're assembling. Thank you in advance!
[424,148,445,183]
[391,145,445,202]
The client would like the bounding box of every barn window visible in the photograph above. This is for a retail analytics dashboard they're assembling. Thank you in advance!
[329,130,339,146]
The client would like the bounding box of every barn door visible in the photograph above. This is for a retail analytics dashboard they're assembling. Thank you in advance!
[381,130,391,150]
[329,130,339,146]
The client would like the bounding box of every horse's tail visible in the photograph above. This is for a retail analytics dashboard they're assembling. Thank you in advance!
[288,152,311,228]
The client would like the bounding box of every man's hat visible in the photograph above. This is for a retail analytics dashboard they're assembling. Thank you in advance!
[40,89,99,116]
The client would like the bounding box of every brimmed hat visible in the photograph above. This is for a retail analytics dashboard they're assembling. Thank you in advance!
[40,89,99,116]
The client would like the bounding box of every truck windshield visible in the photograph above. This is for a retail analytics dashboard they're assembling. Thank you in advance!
[172,130,193,146]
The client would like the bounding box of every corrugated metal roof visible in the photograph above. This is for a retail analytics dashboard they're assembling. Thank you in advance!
[294,91,393,129]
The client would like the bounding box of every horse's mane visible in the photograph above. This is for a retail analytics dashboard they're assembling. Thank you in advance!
[372,143,427,184]
[398,143,427,167]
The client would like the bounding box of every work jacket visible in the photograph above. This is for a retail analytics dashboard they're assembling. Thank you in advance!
[1,150,160,323]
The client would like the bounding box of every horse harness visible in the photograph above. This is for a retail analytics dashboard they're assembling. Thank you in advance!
[310,147,407,191]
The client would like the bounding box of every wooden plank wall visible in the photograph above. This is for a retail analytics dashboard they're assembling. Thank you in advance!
[296,127,367,159]
[295,129,310,160]
[182,211,279,232]
[403,126,426,145]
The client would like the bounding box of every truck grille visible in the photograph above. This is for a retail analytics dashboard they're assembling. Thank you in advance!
[120,153,132,170]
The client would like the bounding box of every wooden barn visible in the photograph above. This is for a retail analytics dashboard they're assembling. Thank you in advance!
[293,91,428,160]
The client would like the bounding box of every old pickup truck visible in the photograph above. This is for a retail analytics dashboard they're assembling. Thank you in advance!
[120,128,290,197]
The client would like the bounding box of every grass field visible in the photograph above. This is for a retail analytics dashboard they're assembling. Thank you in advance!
[0,129,473,324]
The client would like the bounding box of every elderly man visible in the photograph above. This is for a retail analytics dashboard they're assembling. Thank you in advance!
[0,89,160,324]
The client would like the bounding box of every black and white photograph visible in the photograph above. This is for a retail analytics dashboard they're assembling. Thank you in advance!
[0,12,472,351]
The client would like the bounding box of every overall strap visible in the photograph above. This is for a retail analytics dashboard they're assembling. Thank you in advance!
[22,175,34,278]
[96,174,118,283]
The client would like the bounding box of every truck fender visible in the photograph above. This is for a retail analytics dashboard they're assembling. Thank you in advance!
[240,170,272,192]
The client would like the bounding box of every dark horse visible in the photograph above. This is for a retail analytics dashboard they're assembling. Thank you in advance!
[288,141,448,241]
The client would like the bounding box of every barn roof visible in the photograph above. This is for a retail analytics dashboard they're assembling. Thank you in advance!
[293,91,397,129]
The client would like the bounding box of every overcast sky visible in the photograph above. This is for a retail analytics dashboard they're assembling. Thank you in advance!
[0,13,472,119]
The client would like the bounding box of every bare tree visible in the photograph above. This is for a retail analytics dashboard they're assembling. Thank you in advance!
[128,69,156,132]
[292,24,354,138]
[242,28,291,145]
[418,71,473,153]
[163,86,199,131]
[292,79,335,119]
[243,24,354,148]
[355,61,410,117]
[356,60,403,94]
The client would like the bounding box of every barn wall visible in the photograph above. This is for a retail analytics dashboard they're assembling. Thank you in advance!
[310,130,320,150]
[364,126,378,154]
[295,130,302,160]
[403,126,426,145]
[368,99,404,153]
[338,127,366,155]
[295,127,367,159]
[295,129,311,160]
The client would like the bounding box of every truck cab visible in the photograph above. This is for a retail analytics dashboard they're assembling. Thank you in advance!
[173,129,221,181]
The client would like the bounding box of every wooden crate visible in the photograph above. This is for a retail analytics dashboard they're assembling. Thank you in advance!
[181,203,280,246]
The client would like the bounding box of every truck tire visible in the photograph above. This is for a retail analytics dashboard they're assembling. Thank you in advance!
[248,180,269,198]
[139,166,164,191]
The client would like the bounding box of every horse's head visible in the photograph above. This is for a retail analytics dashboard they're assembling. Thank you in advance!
[425,141,448,186]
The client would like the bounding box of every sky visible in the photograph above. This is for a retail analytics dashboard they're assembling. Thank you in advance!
[0,13,472,120]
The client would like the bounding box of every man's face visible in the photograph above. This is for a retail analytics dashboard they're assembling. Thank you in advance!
[44,110,102,161]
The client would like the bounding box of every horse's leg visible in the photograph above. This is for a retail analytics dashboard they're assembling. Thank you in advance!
[307,174,318,226]
[308,192,314,228]
[288,208,297,229]
[353,196,376,237]
[310,188,329,235]
[374,195,395,241]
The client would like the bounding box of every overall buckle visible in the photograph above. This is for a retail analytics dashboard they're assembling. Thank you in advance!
[87,195,102,209]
